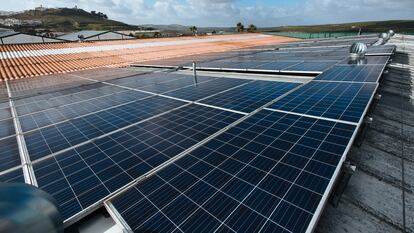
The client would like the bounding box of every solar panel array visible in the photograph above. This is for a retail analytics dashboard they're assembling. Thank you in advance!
[0,38,394,233]
[111,110,356,233]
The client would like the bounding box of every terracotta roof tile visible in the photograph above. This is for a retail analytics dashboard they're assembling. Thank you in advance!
[0,34,297,81]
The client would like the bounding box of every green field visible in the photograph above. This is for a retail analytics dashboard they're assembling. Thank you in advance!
[260,20,414,35]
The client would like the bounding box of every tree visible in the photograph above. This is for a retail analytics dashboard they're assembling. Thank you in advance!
[247,24,257,33]
[236,22,244,32]
[190,26,198,36]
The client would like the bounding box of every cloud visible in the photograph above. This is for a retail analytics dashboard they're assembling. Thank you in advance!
[4,0,414,27]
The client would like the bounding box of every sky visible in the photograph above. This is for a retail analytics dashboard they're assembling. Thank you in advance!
[1,0,414,27]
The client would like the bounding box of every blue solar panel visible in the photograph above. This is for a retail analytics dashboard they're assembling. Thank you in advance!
[32,104,243,220]
[0,106,12,121]
[0,137,21,172]
[268,81,378,123]
[253,61,302,70]
[366,45,396,54]
[200,80,300,113]
[199,61,267,70]
[111,110,356,233]
[283,62,338,72]
[18,90,151,132]
[314,65,385,82]
[164,78,250,101]
[25,96,186,161]
[108,73,186,88]
[0,168,25,183]
[0,118,15,138]
[13,83,111,108]
[338,56,390,65]
[137,75,217,94]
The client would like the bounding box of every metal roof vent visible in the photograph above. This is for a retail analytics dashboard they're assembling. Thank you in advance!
[388,29,395,37]
[379,32,389,40]
[349,42,367,58]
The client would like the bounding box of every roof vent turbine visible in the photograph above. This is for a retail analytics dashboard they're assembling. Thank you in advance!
[349,42,367,59]
[388,29,395,37]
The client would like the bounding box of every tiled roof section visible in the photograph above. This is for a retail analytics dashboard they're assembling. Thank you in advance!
[0,34,297,81]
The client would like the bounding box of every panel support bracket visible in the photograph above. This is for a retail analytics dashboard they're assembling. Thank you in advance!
[329,162,356,207]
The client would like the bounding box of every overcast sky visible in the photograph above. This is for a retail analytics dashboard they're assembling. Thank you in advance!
[2,0,414,27]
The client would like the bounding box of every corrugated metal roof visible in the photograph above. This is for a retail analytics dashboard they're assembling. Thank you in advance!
[0,32,64,45]
[0,31,19,38]
[58,30,135,41]
[0,34,298,81]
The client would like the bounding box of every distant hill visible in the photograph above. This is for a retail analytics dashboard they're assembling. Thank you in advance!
[1,8,413,35]
[0,8,138,32]
[141,24,233,33]
[261,20,414,33]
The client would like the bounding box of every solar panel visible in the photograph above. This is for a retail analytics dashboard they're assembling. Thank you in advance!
[338,56,390,65]
[18,88,151,132]
[283,62,338,72]
[253,61,303,71]
[366,45,396,54]
[313,65,385,82]
[0,137,21,172]
[199,80,300,113]
[25,96,186,161]
[164,78,250,102]
[32,104,243,220]
[0,168,25,183]
[0,118,15,138]
[137,75,217,94]
[110,110,357,233]
[267,81,378,123]
[109,73,216,93]
[0,105,12,120]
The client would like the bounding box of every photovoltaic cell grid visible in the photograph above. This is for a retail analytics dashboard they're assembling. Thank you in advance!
[18,86,151,132]
[313,65,385,83]
[111,110,356,233]
[25,96,186,161]
[33,104,243,220]
[0,168,25,183]
[0,137,21,172]
[268,81,378,123]
[136,75,217,94]
[366,45,396,54]
[197,61,339,72]
[338,56,390,65]
[0,102,15,139]
[164,78,251,102]
[200,80,300,113]
[108,73,216,93]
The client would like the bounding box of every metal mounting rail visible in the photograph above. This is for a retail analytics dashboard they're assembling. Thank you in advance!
[5,80,37,186]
